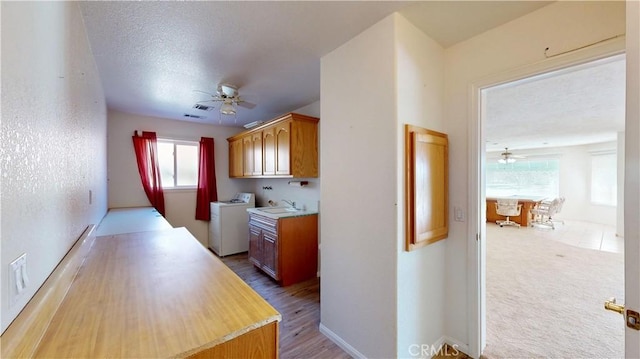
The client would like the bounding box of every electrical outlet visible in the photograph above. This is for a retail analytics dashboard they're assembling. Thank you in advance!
[9,253,29,307]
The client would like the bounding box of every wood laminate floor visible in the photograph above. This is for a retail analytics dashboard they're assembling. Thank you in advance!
[221,253,351,359]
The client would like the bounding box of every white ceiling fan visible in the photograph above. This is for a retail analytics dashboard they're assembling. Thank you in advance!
[498,147,525,164]
[194,83,256,116]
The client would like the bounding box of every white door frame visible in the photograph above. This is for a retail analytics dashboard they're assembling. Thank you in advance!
[467,38,626,358]
[625,1,640,357]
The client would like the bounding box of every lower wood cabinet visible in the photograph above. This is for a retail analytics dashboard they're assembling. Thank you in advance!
[248,212,318,286]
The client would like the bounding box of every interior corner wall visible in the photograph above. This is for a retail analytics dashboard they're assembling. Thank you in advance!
[320,15,398,358]
[0,2,107,333]
[443,0,626,351]
[107,110,252,246]
[394,14,448,357]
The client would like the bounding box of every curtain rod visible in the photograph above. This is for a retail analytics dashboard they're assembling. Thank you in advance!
[544,33,625,58]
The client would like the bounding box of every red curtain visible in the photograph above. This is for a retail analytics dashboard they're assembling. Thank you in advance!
[132,131,165,216]
[195,137,218,220]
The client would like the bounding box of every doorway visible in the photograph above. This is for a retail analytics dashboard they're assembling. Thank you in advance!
[470,49,628,358]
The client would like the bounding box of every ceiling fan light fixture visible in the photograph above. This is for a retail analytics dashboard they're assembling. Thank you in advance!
[498,147,518,164]
[220,102,236,115]
[498,157,516,164]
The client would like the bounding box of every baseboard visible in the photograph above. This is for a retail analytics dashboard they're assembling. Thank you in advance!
[0,225,97,358]
[319,323,366,359]
[317,325,470,359]
[442,336,470,358]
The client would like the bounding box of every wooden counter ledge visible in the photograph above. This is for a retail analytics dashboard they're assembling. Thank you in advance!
[33,227,281,358]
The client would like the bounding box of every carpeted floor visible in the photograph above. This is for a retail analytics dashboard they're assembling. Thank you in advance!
[483,222,624,358]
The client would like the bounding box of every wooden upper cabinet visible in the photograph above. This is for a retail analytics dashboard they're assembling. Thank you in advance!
[229,138,243,178]
[263,126,276,176]
[251,132,263,176]
[227,113,319,178]
[242,135,253,177]
[274,120,291,175]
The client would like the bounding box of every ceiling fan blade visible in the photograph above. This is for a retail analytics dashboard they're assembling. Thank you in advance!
[237,100,256,109]
[193,90,216,96]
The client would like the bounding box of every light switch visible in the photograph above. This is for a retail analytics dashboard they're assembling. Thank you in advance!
[9,253,28,306]
[454,207,466,222]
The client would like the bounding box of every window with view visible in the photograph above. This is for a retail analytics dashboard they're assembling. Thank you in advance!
[486,157,560,198]
[157,139,199,188]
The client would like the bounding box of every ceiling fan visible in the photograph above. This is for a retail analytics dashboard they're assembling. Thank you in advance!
[194,83,256,116]
[498,147,525,164]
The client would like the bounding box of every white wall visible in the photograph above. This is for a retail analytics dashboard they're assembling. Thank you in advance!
[0,2,108,333]
[558,142,618,226]
[107,110,251,246]
[320,15,398,358]
[443,1,626,354]
[395,15,447,358]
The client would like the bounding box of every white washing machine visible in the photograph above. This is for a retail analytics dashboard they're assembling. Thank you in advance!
[209,193,255,256]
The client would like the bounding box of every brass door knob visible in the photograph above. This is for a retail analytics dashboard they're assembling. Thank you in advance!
[604,297,625,314]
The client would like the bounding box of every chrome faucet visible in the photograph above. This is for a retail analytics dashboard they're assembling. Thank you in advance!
[281,200,297,209]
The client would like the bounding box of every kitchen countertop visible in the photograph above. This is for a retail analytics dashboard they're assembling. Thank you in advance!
[247,207,319,219]
[33,227,281,358]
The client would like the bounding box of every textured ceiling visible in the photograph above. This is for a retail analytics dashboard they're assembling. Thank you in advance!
[79,1,554,129]
[485,54,626,153]
[80,1,623,151]
[79,1,412,127]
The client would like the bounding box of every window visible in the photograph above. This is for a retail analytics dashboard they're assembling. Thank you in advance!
[157,139,199,188]
[591,151,617,206]
[486,157,559,198]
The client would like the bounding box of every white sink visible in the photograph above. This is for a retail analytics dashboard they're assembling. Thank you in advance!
[257,207,299,214]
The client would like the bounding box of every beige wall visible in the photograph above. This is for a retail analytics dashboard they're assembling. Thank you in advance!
[320,13,446,357]
[0,2,108,333]
[107,110,252,246]
[320,15,398,358]
[319,3,628,356]
[395,14,447,357]
[443,1,626,355]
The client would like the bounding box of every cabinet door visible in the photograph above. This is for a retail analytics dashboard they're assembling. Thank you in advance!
[248,226,262,267]
[405,125,448,251]
[275,120,291,175]
[261,231,278,279]
[263,126,276,176]
[229,138,243,178]
[252,132,263,176]
[242,135,253,176]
